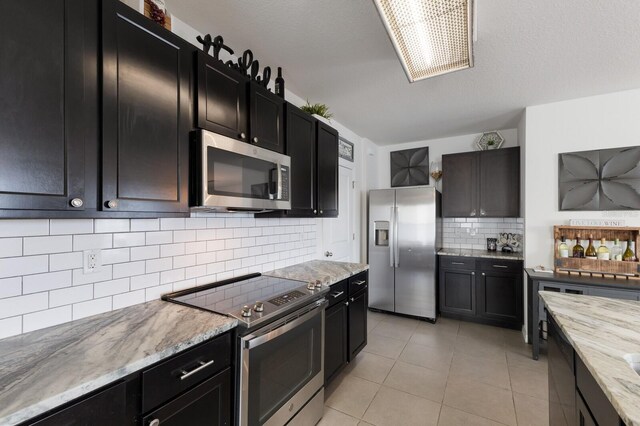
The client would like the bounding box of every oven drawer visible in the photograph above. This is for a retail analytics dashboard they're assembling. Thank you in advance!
[142,332,231,413]
[349,271,368,295]
[327,279,348,307]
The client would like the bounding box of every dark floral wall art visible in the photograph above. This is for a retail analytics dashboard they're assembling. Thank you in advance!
[390,147,430,187]
[558,146,640,210]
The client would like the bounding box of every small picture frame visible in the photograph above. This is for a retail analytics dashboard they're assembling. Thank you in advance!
[338,138,354,162]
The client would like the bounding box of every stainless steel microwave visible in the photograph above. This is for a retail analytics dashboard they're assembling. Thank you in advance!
[193,130,291,212]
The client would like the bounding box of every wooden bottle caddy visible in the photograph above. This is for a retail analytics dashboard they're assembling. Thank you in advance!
[554,225,640,279]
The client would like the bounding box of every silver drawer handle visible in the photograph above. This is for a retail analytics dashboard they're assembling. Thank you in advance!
[451,262,465,265]
[493,265,508,269]
[353,280,366,286]
[331,291,344,298]
[179,360,214,380]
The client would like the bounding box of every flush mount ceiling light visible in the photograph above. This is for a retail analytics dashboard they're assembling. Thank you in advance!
[374,0,475,82]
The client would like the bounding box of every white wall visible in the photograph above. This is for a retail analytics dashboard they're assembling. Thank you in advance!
[372,129,519,190]
[524,88,640,269]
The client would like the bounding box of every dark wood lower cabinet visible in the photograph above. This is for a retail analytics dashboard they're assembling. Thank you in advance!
[439,256,523,329]
[576,393,597,426]
[348,289,368,361]
[324,301,348,384]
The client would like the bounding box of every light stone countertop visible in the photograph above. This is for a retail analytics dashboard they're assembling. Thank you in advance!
[264,259,369,285]
[438,248,524,261]
[0,300,237,425]
[540,291,640,426]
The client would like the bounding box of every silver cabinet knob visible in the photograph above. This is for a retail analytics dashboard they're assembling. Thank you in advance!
[313,210,317,214]
[105,200,118,209]
[239,132,246,139]
[148,419,160,426]
[252,137,259,143]
[241,305,252,317]
[470,209,476,216]
[480,209,486,216]
[471,272,475,276]
[253,301,264,312]
[482,272,486,276]
[70,198,83,208]
[351,297,355,302]
[320,210,323,214]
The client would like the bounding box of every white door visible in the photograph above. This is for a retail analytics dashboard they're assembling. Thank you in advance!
[322,164,354,261]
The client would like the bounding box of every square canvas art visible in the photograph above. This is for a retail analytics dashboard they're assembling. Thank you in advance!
[390,147,430,187]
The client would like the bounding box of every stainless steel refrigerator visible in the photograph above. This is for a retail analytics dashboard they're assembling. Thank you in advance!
[368,187,441,320]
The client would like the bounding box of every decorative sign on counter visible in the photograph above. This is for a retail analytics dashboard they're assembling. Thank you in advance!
[569,219,626,227]
[196,33,283,96]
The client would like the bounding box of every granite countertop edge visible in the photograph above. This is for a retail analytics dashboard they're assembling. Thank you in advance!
[263,259,369,286]
[540,292,640,426]
[0,306,237,426]
[438,248,524,261]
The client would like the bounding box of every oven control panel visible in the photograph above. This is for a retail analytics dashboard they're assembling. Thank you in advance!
[268,290,306,306]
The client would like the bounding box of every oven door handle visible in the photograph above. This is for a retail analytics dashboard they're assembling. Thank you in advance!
[242,299,327,349]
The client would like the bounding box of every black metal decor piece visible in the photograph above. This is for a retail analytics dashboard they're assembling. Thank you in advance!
[558,146,640,210]
[390,147,430,187]
[196,33,283,94]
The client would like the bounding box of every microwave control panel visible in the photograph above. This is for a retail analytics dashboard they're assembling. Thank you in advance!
[281,166,289,200]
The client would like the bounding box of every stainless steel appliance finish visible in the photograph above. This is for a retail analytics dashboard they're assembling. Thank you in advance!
[162,273,328,426]
[368,187,441,320]
[194,129,291,212]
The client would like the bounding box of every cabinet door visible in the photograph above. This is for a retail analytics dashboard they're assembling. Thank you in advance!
[0,0,94,212]
[248,82,285,153]
[196,52,248,141]
[439,269,475,315]
[442,152,478,217]
[142,368,231,426]
[30,382,128,426]
[286,104,316,216]
[548,316,576,426]
[576,393,597,426]
[348,289,368,361]
[324,301,348,385]
[102,0,191,213]
[477,271,522,325]
[478,147,520,217]
[316,121,339,217]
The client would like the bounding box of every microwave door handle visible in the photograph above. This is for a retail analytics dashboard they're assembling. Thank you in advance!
[276,162,283,200]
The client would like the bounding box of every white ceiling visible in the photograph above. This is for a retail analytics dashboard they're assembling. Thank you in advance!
[170,1,640,145]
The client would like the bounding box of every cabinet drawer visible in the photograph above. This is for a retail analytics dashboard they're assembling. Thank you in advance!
[142,333,231,413]
[576,356,620,426]
[349,271,368,295]
[477,259,522,274]
[327,279,348,307]
[439,256,475,271]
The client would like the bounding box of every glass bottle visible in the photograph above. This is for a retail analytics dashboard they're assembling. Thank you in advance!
[558,236,569,258]
[585,235,597,259]
[275,67,285,98]
[611,238,623,261]
[597,238,610,260]
[572,234,584,258]
[623,239,635,261]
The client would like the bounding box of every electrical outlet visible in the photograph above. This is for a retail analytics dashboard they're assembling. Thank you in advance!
[83,249,102,274]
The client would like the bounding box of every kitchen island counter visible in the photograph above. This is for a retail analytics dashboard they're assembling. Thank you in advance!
[540,291,640,426]
[0,300,237,425]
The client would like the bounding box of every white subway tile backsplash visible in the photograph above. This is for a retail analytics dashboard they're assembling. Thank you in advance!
[23,271,72,294]
[50,219,92,235]
[0,238,22,258]
[0,316,22,338]
[72,297,112,320]
[0,255,48,279]
[50,284,93,307]
[95,219,130,234]
[23,306,72,333]
[441,217,523,250]
[0,277,22,298]
[0,214,318,338]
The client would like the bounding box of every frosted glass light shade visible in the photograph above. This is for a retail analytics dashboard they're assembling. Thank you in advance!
[374,0,474,82]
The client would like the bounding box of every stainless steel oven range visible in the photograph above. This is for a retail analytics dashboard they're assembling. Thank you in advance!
[163,273,328,426]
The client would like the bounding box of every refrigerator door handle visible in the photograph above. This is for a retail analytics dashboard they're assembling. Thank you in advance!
[394,206,400,267]
[389,206,395,267]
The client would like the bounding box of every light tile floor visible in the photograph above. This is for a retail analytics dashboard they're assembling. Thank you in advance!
[321,310,549,426]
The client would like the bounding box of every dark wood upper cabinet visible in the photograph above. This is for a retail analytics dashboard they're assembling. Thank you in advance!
[442,147,520,218]
[442,151,478,217]
[479,148,520,217]
[101,0,191,213]
[316,121,339,218]
[286,104,316,215]
[0,0,96,212]
[248,82,285,153]
[195,52,248,141]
